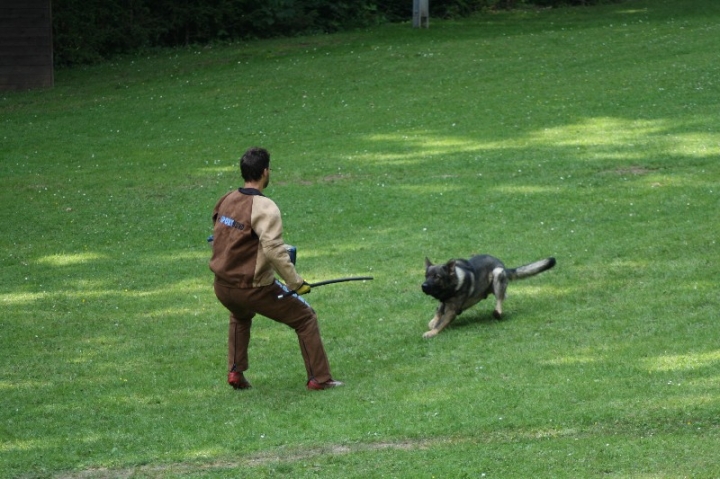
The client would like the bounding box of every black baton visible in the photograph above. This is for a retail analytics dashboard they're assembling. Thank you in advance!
[278,276,374,298]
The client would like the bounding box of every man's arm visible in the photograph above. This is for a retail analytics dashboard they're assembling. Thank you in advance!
[252,197,304,290]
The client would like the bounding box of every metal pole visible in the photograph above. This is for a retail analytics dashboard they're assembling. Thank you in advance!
[413,0,429,28]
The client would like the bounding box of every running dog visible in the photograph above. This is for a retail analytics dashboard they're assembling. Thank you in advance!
[421,254,556,338]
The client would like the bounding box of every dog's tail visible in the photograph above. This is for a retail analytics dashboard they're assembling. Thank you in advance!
[506,257,556,281]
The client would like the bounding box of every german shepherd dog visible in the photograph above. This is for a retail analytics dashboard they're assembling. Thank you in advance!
[421,254,556,338]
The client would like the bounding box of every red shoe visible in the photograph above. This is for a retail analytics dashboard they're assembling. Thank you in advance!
[228,371,251,390]
[307,378,344,390]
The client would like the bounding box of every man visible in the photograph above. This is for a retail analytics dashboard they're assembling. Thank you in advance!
[209,147,343,391]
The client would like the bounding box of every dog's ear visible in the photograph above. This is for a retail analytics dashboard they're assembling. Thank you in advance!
[425,257,433,270]
[445,260,456,275]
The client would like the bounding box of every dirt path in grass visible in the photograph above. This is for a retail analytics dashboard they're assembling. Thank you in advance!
[52,439,436,479]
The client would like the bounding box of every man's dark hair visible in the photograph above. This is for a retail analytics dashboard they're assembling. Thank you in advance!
[240,147,270,181]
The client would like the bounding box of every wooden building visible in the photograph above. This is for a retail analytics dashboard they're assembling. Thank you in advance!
[0,0,53,90]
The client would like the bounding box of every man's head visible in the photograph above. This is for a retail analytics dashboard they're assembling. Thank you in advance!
[240,147,271,187]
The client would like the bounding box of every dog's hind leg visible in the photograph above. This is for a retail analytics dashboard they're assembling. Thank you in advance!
[491,267,508,319]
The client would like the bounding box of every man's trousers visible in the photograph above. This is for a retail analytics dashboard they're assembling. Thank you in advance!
[214,280,333,384]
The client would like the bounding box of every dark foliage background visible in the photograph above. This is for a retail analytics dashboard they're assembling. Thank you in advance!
[52,0,619,66]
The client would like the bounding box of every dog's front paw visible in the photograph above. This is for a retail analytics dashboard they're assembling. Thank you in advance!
[423,330,438,339]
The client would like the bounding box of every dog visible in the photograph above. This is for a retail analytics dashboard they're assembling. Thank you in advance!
[421,254,556,338]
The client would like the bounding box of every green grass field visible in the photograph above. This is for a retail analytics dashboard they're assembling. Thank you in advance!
[2,0,720,477]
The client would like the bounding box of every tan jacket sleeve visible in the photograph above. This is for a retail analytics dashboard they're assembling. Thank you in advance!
[251,196,304,290]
